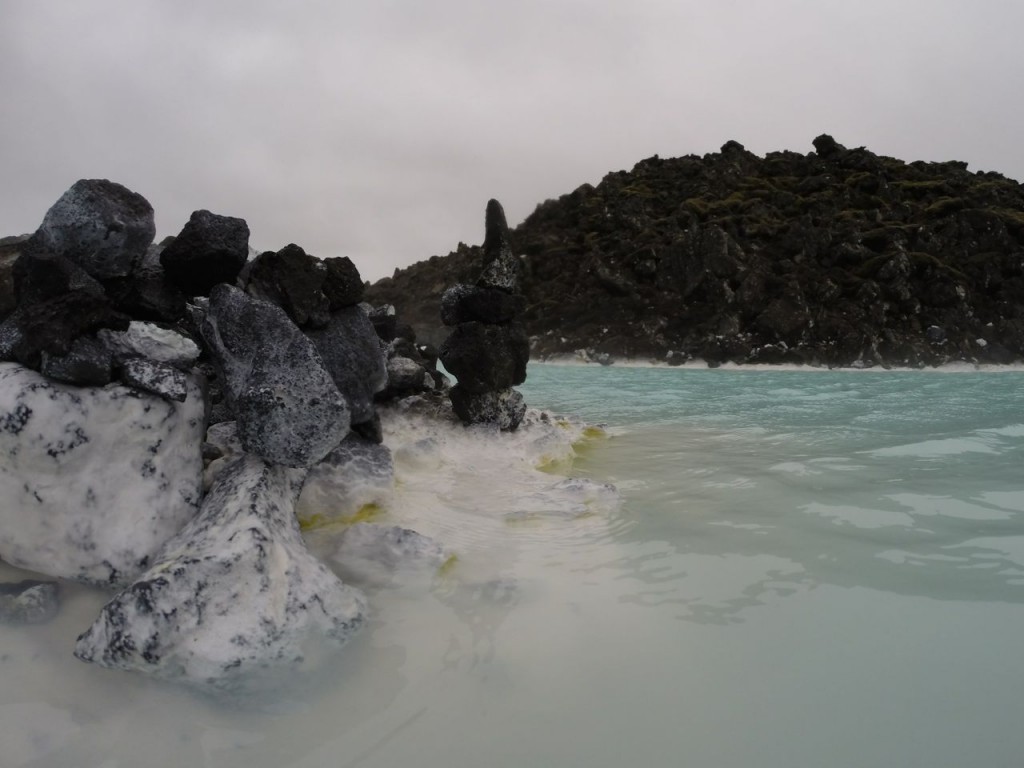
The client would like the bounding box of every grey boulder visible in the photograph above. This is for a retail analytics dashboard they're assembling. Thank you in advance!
[305,305,386,426]
[31,179,155,280]
[201,284,349,467]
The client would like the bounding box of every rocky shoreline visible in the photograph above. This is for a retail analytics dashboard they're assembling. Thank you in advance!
[367,135,1024,369]
[0,181,557,693]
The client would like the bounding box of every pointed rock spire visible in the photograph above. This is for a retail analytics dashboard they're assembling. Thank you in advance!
[477,199,520,293]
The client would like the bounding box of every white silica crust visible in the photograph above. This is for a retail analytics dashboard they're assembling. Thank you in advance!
[74,453,367,692]
[0,362,204,586]
[295,435,395,525]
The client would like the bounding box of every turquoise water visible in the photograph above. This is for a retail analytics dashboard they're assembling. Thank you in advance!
[2,365,1023,767]
[517,364,1024,768]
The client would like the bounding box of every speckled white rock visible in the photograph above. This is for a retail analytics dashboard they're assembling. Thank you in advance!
[74,454,367,691]
[120,358,189,402]
[97,321,200,368]
[295,434,394,526]
[0,363,204,586]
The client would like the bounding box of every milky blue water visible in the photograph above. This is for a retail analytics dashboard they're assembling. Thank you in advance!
[3,365,1023,768]
[516,364,1024,768]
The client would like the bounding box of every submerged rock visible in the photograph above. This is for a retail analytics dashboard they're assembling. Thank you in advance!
[0,580,59,625]
[74,454,367,692]
[0,363,204,587]
[328,523,447,589]
[201,284,349,467]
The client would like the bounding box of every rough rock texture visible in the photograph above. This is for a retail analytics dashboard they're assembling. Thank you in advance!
[30,179,155,280]
[39,335,113,386]
[160,209,250,297]
[74,454,367,692]
[322,256,365,309]
[305,305,387,426]
[366,304,398,342]
[0,235,28,319]
[449,385,526,431]
[201,284,349,467]
[477,199,521,292]
[295,434,394,526]
[242,244,330,328]
[440,284,526,326]
[0,580,59,625]
[120,358,189,402]
[368,137,1024,367]
[436,200,530,428]
[384,356,431,395]
[0,363,204,587]
[3,250,129,366]
[439,322,529,393]
[102,241,187,322]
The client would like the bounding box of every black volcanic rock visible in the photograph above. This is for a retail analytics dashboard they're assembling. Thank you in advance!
[439,321,529,394]
[440,284,526,326]
[160,209,250,297]
[368,137,1024,367]
[39,335,113,386]
[243,244,330,328]
[449,386,526,431]
[103,242,187,322]
[3,250,129,366]
[322,256,365,309]
[478,199,521,292]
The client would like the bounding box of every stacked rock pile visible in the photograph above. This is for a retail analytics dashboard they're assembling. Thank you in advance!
[0,179,450,690]
[439,200,530,430]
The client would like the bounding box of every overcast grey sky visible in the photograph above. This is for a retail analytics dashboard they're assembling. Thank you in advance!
[2,1,1022,282]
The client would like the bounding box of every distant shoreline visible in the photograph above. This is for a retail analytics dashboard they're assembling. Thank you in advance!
[531,354,1024,373]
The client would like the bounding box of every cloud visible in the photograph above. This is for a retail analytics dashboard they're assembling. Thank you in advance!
[2,0,1022,282]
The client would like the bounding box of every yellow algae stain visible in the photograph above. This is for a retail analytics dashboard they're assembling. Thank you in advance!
[298,502,383,532]
[536,453,571,474]
[437,554,458,577]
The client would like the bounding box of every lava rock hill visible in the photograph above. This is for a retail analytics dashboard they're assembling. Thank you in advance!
[367,135,1024,367]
